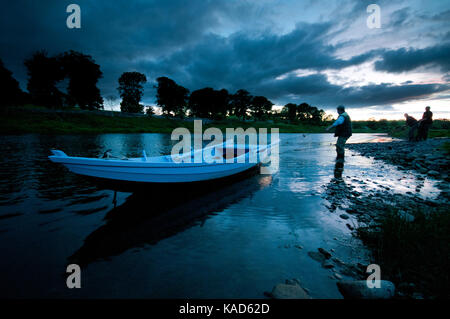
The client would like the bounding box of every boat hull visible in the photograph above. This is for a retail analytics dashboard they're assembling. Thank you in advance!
[61,161,258,183]
[48,144,271,184]
[84,164,261,192]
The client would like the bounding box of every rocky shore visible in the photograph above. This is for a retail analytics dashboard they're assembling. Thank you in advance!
[322,138,449,226]
[328,138,449,299]
[347,138,450,189]
[266,138,449,299]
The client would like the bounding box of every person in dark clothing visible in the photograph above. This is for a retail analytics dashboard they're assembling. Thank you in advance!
[326,105,352,162]
[417,106,433,141]
[404,113,418,141]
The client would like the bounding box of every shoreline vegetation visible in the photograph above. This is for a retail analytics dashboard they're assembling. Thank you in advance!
[1,105,449,137]
[342,139,450,299]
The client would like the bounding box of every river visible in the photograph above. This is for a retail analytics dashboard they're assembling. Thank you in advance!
[0,133,441,298]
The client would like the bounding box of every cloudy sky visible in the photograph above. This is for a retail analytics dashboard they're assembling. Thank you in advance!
[1,0,449,119]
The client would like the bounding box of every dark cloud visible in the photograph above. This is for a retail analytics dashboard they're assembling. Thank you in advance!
[375,43,450,73]
[0,0,232,93]
[1,0,448,109]
[389,8,412,28]
[255,74,449,108]
[137,23,378,99]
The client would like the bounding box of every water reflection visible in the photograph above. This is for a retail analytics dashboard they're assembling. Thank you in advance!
[334,161,344,179]
[69,171,272,267]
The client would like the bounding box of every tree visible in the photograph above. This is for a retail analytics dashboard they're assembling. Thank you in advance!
[250,96,273,120]
[25,50,65,108]
[309,106,325,124]
[146,105,155,116]
[188,88,229,119]
[283,103,297,122]
[104,95,117,117]
[0,58,28,106]
[297,103,311,121]
[58,50,103,110]
[155,77,189,117]
[118,72,147,113]
[230,89,252,120]
[105,95,117,111]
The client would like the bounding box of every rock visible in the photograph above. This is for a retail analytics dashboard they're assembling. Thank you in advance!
[323,261,334,269]
[318,248,332,259]
[263,291,272,298]
[427,170,440,177]
[271,283,311,299]
[339,214,349,220]
[346,223,354,230]
[285,278,301,286]
[308,251,326,263]
[337,280,396,299]
[332,257,345,265]
[334,273,343,280]
[398,210,415,222]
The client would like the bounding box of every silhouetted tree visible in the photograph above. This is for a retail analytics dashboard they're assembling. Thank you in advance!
[118,72,147,113]
[188,88,229,119]
[295,102,325,124]
[0,58,28,106]
[105,95,116,112]
[284,103,297,122]
[146,105,155,116]
[250,96,273,120]
[310,106,325,124]
[296,103,311,121]
[25,50,65,108]
[230,89,252,120]
[155,77,189,117]
[58,51,103,110]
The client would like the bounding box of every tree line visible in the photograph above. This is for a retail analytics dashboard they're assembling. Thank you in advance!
[1,51,328,123]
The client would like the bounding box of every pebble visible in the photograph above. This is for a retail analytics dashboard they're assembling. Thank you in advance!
[318,248,332,259]
[323,261,334,269]
[337,280,396,299]
[271,283,311,299]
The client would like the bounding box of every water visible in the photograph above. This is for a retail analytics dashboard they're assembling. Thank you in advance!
[0,133,441,298]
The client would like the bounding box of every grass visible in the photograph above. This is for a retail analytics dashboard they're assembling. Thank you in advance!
[357,208,450,298]
[388,127,450,139]
[442,142,450,155]
[0,108,192,134]
[1,105,449,136]
[0,106,328,134]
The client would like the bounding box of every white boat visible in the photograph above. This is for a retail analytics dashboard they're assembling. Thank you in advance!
[48,142,272,183]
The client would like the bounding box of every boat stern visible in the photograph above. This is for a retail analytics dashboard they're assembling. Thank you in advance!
[48,150,68,162]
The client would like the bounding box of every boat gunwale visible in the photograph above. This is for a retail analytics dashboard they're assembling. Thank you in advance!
[49,143,268,168]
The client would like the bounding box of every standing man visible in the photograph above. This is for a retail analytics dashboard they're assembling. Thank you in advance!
[417,106,433,141]
[404,113,418,142]
[326,105,352,162]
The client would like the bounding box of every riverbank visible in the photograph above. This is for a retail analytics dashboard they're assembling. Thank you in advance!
[3,105,448,135]
[0,106,326,134]
[331,138,450,298]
